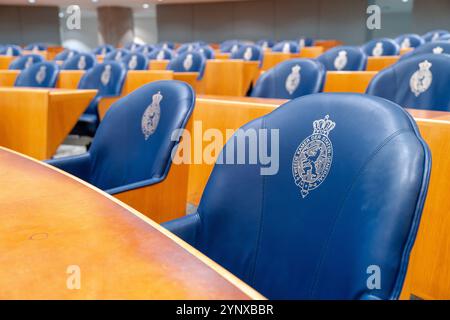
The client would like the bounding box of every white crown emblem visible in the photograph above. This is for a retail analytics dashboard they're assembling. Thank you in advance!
[77,56,86,70]
[141,91,162,140]
[156,50,165,60]
[285,64,301,95]
[282,42,290,53]
[243,47,253,60]
[433,46,444,54]
[410,60,433,97]
[183,54,193,70]
[299,39,305,49]
[128,55,138,69]
[372,42,384,56]
[401,38,411,49]
[25,57,33,69]
[35,66,46,84]
[334,50,348,71]
[101,64,112,86]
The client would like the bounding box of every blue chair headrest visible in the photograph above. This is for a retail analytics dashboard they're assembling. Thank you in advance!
[394,34,425,49]
[123,42,141,52]
[167,51,206,79]
[14,61,59,88]
[422,30,449,42]
[256,39,274,49]
[137,44,156,55]
[92,44,115,55]
[220,40,242,53]
[230,44,263,62]
[0,45,22,56]
[316,46,367,71]
[121,52,149,70]
[9,54,44,70]
[24,43,47,51]
[53,49,78,61]
[104,49,130,62]
[272,41,300,53]
[78,61,126,98]
[62,53,96,70]
[197,45,215,59]
[362,38,400,56]
[157,42,175,50]
[400,41,450,61]
[148,48,173,60]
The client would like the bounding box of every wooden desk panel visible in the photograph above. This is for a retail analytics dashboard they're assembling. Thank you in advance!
[57,70,84,89]
[314,40,343,51]
[323,71,378,93]
[0,56,15,70]
[299,46,324,58]
[0,70,19,86]
[366,56,399,71]
[261,52,292,71]
[122,70,173,94]
[173,72,199,92]
[0,147,263,300]
[0,88,97,160]
[149,60,170,70]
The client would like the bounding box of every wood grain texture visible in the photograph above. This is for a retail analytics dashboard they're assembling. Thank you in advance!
[323,71,378,93]
[366,56,400,71]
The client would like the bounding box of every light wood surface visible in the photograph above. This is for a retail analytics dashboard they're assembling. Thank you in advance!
[0,88,97,160]
[149,60,170,70]
[0,147,264,300]
[366,56,399,71]
[323,71,378,93]
[0,69,19,86]
[299,46,324,58]
[57,70,85,89]
[261,52,292,71]
[0,56,15,69]
[122,70,174,94]
[173,72,199,91]
[314,40,343,51]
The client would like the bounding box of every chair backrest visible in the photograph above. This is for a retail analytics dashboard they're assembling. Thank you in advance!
[395,34,425,49]
[316,46,367,71]
[220,40,242,53]
[399,41,450,61]
[438,34,450,42]
[148,48,173,61]
[104,49,130,62]
[62,53,96,70]
[123,42,141,52]
[256,39,274,50]
[251,58,325,99]
[167,51,206,79]
[362,38,399,56]
[230,44,263,61]
[92,44,115,55]
[138,44,155,55]
[197,45,215,59]
[87,80,195,193]
[157,42,175,50]
[121,52,149,70]
[422,29,449,42]
[272,41,300,53]
[298,37,314,48]
[192,92,430,299]
[177,43,199,54]
[24,43,47,51]
[0,45,22,56]
[9,54,44,70]
[53,49,78,61]
[78,61,126,99]
[366,53,450,111]
[14,61,59,88]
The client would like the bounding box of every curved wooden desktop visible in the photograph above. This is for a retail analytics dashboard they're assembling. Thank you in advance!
[0,147,264,300]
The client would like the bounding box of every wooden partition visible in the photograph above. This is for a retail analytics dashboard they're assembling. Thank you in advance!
[323,71,377,93]
[149,60,170,70]
[0,56,15,70]
[366,56,399,71]
[0,70,19,86]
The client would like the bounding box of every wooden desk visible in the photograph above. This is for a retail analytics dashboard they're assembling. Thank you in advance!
[323,71,377,93]
[0,56,15,69]
[214,52,230,60]
[57,70,85,89]
[299,46,324,58]
[261,52,292,71]
[366,56,399,71]
[0,70,19,86]
[314,40,343,51]
[149,60,170,70]
[0,147,263,300]
[0,88,97,160]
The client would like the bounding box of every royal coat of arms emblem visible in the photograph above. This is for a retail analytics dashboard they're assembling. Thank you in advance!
[35,65,46,84]
[25,57,33,69]
[100,65,112,86]
[433,46,444,54]
[243,47,253,61]
[334,50,348,71]
[410,60,433,97]
[292,115,336,198]
[156,50,165,61]
[282,42,290,54]
[372,42,384,56]
[128,55,138,70]
[285,64,301,95]
[141,91,162,140]
[77,56,86,70]
[401,38,411,49]
[183,54,193,71]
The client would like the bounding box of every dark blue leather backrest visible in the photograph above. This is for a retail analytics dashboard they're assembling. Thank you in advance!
[197,45,215,59]
[138,44,155,55]
[298,37,314,48]
[231,44,263,61]
[157,42,175,50]
[9,54,44,70]
[0,45,22,56]
[62,53,96,70]
[24,43,47,51]
[53,49,78,61]
[220,40,242,53]
[167,51,206,79]
[438,34,450,41]
[104,49,130,62]
[124,42,141,52]
[194,93,430,299]
[366,54,450,111]
[148,48,173,60]
[93,44,115,55]
[88,80,195,193]
[362,38,400,56]
[78,61,126,99]
[272,41,300,53]
[316,46,367,71]
[399,41,450,61]
[177,43,199,54]
[14,61,59,88]
[422,30,449,42]
[251,58,325,99]
[257,39,274,49]
[121,52,149,70]
[395,34,424,49]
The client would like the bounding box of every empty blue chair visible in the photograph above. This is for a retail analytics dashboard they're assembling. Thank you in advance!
[92,44,115,55]
[367,54,450,111]
[400,41,450,61]
[123,42,141,52]
[14,61,59,88]
[53,49,78,62]
[220,40,242,53]
[251,58,325,99]
[422,30,449,42]
[298,37,314,48]
[47,80,195,195]
[157,42,175,50]
[256,39,274,50]
[362,38,399,56]
[167,51,206,80]
[0,45,21,56]
[272,41,300,53]
[317,46,367,71]
[24,43,47,51]
[148,48,173,61]
[177,43,199,54]
[138,44,155,55]
[121,52,149,70]
[73,62,127,136]
[230,44,263,62]
[104,49,130,62]
[197,45,215,59]
[9,54,44,70]
[162,92,431,300]
[437,34,450,42]
[62,53,96,70]
[395,34,425,49]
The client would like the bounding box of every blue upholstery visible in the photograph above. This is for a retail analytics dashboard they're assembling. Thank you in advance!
[298,37,314,48]
[197,45,215,59]
[104,49,130,62]
[438,34,450,42]
[220,40,242,53]
[62,53,96,70]
[123,42,141,52]
[251,58,325,99]
[92,44,115,55]
[157,42,175,50]
[362,38,400,56]
[422,30,449,42]
[148,48,174,60]
[231,44,263,62]
[53,49,78,61]
[24,43,47,51]
[316,46,367,71]
[9,54,44,70]
[366,53,450,111]
[14,61,59,88]
[167,51,206,80]
[395,34,425,49]
[177,43,199,54]
[47,80,195,194]
[138,44,156,55]
[121,52,149,70]
[73,61,127,136]
[163,92,431,300]
[256,39,274,49]
[272,41,300,53]
[0,45,22,56]
[399,41,450,61]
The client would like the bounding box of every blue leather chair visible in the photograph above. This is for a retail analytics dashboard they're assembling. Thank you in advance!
[230,44,263,62]
[366,54,450,111]
[395,34,425,49]
[62,53,96,70]
[53,49,78,62]
[157,42,175,50]
[9,54,44,70]
[73,61,127,136]
[162,92,431,300]
[422,30,449,42]
[14,61,59,88]
[167,51,206,80]
[0,44,22,56]
[197,45,215,59]
[92,44,115,55]
[220,40,242,53]
[148,48,174,61]
[47,80,195,195]
[437,34,450,42]
[316,46,367,71]
[123,42,141,52]
[104,49,130,62]
[257,39,274,49]
[251,58,325,99]
[272,41,300,54]
[400,41,450,61]
[138,44,156,55]
[121,52,149,70]
[177,43,199,54]
[24,43,47,51]
[362,38,399,56]
[298,37,314,48]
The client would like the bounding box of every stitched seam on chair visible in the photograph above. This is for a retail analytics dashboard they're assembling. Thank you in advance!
[308,128,411,299]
